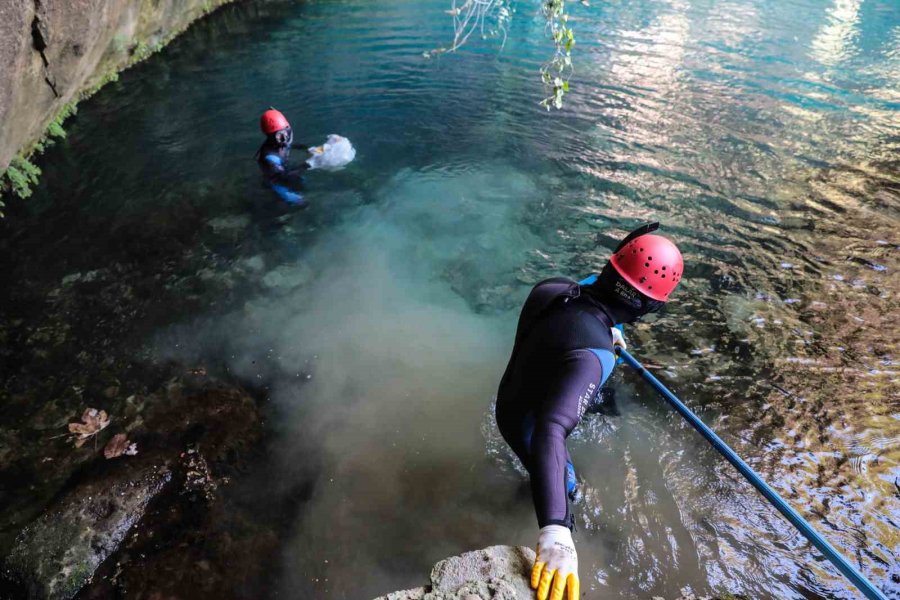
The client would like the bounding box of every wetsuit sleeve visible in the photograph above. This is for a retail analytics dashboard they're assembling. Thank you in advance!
[263,154,286,175]
[531,349,605,528]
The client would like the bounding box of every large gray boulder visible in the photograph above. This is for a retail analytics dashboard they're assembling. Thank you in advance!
[374,545,536,600]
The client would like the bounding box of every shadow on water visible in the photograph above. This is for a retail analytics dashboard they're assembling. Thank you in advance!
[0,0,898,598]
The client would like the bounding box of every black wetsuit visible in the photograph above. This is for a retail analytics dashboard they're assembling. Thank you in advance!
[496,275,617,529]
[256,139,307,205]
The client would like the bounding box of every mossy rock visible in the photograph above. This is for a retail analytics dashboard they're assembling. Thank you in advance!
[1,463,172,599]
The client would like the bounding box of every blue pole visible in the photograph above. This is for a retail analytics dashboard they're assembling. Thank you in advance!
[616,348,886,600]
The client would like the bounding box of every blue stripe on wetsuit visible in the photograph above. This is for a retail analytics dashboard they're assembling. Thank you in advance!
[262,154,305,204]
[270,184,305,205]
[589,348,616,387]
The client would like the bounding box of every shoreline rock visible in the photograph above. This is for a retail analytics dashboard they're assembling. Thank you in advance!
[373,546,747,600]
[373,546,535,600]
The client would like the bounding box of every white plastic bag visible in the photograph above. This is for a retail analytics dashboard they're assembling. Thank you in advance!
[306,134,356,170]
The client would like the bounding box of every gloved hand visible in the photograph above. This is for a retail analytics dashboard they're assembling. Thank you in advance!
[611,325,626,351]
[532,525,579,600]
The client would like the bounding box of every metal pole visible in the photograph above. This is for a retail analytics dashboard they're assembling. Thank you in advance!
[617,347,886,600]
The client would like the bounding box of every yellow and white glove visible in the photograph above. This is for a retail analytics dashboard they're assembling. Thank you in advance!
[611,326,627,351]
[532,525,579,600]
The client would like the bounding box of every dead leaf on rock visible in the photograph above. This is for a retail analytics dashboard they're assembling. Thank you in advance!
[103,433,138,459]
[68,408,110,448]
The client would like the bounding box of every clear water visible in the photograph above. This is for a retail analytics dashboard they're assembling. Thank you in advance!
[1,0,899,598]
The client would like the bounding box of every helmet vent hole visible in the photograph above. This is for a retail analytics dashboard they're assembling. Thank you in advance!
[648,285,653,290]
[654,270,658,274]
[648,256,652,261]
[662,266,666,271]
[662,274,666,278]
[644,263,649,267]
[640,248,644,252]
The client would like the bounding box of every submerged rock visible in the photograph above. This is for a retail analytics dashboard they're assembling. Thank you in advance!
[261,263,314,292]
[2,462,172,600]
[0,377,269,600]
[373,545,535,600]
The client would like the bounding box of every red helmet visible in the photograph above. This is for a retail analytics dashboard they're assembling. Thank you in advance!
[609,224,683,302]
[260,108,290,135]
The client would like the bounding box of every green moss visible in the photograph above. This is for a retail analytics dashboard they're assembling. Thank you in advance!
[4,158,42,200]
[0,102,77,205]
[58,559,95,599]
[83,70,120,98]
[132,40,151,61]
[47,102,76,140]
[111,33,129,55]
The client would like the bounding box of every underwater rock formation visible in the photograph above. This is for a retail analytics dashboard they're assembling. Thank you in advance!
[2,462,172,599]
[0,376,272,600]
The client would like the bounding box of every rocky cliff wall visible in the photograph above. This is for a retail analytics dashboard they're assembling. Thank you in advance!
[0,0,238,181]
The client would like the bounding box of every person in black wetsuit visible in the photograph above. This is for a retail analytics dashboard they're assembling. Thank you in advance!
[256,108,308,206]
[496,223,685,600]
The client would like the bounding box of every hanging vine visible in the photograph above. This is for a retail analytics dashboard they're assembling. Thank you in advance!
[431,0,578,109]
[426,0,513,57]
[539,0,576,110]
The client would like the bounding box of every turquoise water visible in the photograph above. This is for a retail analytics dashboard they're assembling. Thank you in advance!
[1,0,898,598]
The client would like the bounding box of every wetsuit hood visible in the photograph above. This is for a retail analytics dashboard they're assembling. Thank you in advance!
[580,280,640,324]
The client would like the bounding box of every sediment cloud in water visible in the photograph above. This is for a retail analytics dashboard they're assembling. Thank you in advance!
[158,165,545,596]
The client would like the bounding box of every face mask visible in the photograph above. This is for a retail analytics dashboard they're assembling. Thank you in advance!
[273,127,293,147]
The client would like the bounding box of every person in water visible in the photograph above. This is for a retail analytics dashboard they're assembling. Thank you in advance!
[256,108,308,206]
[495,222,684,600]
